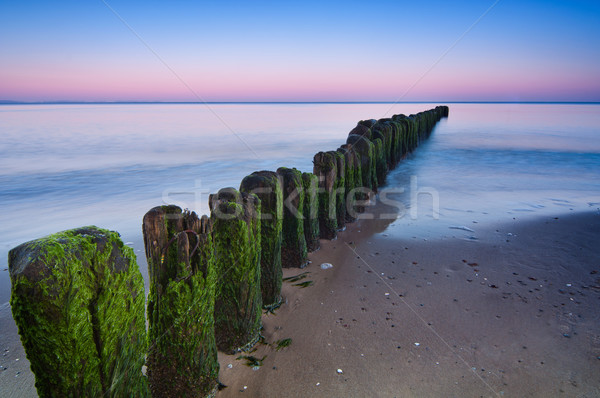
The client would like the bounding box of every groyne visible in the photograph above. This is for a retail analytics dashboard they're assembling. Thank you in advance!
[8,106,449,396]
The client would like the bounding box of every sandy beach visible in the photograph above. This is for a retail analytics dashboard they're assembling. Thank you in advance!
[2,0,599,395]
[215,203,600,397]
[1,198,599,397]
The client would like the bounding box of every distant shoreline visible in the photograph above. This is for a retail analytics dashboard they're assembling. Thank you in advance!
[1,100,600,105]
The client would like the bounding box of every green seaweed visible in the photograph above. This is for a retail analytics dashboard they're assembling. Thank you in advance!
[9,227,148,397]
[240,171,283,306]
[236,355,267,370]
[293,280,314,288]
[331,151,346,231]
[373,138,387,186]
[313,151,338,239]
[143,207,219,397]
[274,338,292,351]
[283,271,310,283]
[212,189,263,353]
[263,301,281,315]
[301,172,320,252]
[277,167,308,268]
[346,135,375,192]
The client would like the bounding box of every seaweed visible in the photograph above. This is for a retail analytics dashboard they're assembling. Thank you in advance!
[293,280,314,288]
[236,355,267,370]
[263,301,281,315]
[282,271,310,283]
[274,338,292,351]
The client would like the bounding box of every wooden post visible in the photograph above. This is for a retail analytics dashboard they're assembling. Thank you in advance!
[337,145,356,222]
[313,151,338,239]
[392,115,410,157]
[239,171,283,305]
[388,120,401,166]
[346,134,376,192]
[277,167,308,267]
[372,122,392,170]
[301,172,320,252]
[331,151,346,231]
[210,188,262,353]
[9,227,148,397]
[142,206,219,397]
[373,137,387,187]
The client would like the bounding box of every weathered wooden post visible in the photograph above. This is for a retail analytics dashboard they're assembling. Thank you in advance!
[277,167,308,267]
[393,115,411,156]
[143,206,219,397]
[9,227,148,397]
[239,171,283,305]
[210,188,262,353]
[301,172,320,252]
[332,151,346,231]
[313,151,338,239]
[346,133,376,192]
[389,120,401,166]
[408,115,419,150]
[373,137,387,187]
[372,122,392,170]
[337,145,356,223]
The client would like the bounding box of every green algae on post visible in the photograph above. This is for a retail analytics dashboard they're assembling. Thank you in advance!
[240,171,283,305]
[331,151,346,231]
[373,138,387,187]
[337,145,356,222]
[346,133,375,192]
[371,122,392,169]
[210,187,263,353]
[142,206,219,397]
[313,151,338,239]
[276,167,308,268]
[8,226,148,397]
[301,172,320,252]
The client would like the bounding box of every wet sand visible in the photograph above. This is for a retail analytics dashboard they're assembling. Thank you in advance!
[1,206,599,397]
[216,207,600,397]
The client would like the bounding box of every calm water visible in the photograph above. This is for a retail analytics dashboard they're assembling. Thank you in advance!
[1,103,599,303]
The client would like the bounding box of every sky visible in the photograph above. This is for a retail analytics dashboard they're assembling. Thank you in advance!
[1,0,599,102]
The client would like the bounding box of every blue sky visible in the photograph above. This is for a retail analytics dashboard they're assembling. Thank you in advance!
[1,0,599,101]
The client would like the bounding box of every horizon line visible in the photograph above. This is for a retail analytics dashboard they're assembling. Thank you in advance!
[1,100,600,105]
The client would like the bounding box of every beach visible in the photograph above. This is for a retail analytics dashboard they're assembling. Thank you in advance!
[216,205,600,397]
[2,0,599,394]
[2,197,599,397]
[1,103,599,396]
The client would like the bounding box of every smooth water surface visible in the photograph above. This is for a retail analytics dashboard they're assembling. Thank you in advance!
[1,103,599,303]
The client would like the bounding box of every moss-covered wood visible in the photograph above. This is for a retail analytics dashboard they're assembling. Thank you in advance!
[346,144,366,215]
[277,167,308,268]
[348,122,372,140]
[392,115,410,157]
[388,120,401,166]
[313,151,338,240]
[337,145,356,222]
[239,171,283,305]
[331,151,346,231]
[9,226,148,397]
[210,188,262,353]
[301,172,320,252]
[372,123,392,170]
[346,134,375,192]
[373,137,387,187]
[142,206,219,397]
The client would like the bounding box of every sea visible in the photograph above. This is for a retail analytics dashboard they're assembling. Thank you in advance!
[1,103,599,304]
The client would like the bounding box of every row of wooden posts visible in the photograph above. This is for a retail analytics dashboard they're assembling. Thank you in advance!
[9,106,448,397]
